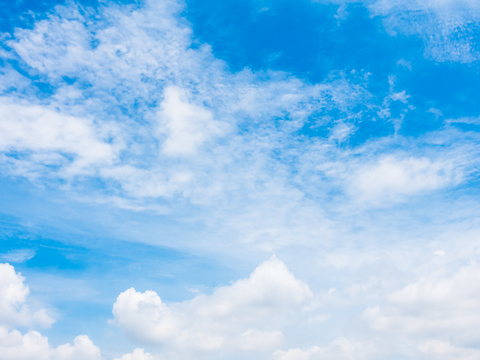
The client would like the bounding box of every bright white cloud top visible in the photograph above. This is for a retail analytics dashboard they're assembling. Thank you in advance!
[1,0,480,359]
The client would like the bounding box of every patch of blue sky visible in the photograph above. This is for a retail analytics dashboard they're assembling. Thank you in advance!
[0,177,241,354]
[185,0,480,147]
[186,1,419,84]
[400,63,480,116]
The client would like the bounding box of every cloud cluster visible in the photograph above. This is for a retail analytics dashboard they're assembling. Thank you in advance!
[0,263,54,329]
[113,349,159,360]
[0,98,119,179]
[1,0,458,204]
[2,1,480,358]
[0,330,102,360]
[110,256,480,359]
[0,264,102,360]
[364,263,480,344]
[112,256,312,356]
[0,0,476,255]
[418,340,480,360]
[0,0,425,258]
[6,253,480,360]
[272,337,375,360]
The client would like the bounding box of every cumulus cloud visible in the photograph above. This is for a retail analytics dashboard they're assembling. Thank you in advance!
[0,327,51,360]
[112,256,312,355]
[364,263,480,334]
[53,335,103,360]
[0,264,102,360]
[0,328,102,360]
[418,340,480,360]
[363,262,480,355]
[0,263,54,329]
[113,349,159,360]
[272,337,375,360]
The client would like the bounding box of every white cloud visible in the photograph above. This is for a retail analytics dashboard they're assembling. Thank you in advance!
[272,337,375,360]
[348,156,460,203]
[0,264,102,360]
[0,327,51,360]
[363,263,480,351]
[53,335,102,360]
[0,0,383,210]
[2,0,467,245]
[318,0,480,62]
[113,349,159,360]
[158,86,227,156]
[3,3,480,360]
[0,249,36,264]
[0,0,476,219]
[418,340,480,360]
[307,314,331,324]
[0,327,102,360]
[111,288,182,346]
[112,256,312,354]
[238,329,283,351]
[0,263,54,329]
[368,0,480,62]
[0,98,120,178]
[390,90,409,104]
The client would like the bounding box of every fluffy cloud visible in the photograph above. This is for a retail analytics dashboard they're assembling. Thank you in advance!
[272,337,375,360]
[0,327,51,360]
[53,336,103,360]
[0,263,54,329]
[113,349,158,360]
[418,340,480,360]
[0,328,102,360]
[363,263,480,355]
[0,264,102,360]
[0,98,119,178]
[112,256,312,355]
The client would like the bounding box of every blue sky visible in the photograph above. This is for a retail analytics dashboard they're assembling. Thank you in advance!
[1,0,480,359]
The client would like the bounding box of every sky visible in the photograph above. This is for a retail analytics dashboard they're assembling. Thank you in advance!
[1,0,480,359]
